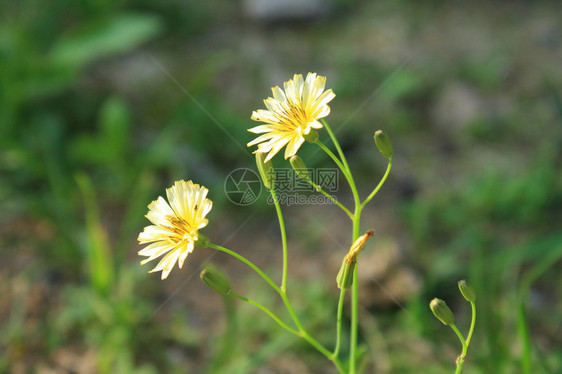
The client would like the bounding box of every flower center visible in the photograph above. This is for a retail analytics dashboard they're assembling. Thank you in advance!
[167,215,197,243]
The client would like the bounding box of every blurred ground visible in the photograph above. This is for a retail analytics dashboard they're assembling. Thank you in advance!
[1,1,562,373]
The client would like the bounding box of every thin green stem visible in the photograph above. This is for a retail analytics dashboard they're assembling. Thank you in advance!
[208,243,344,372]
[450,323,468,374]
[302,331,346,373]
[466,302,476,347]
[450,324,467,351]
[318,121,365,373]
[209,243,284,297]
[333,288,346,358]
[361,157,393,208]
[453,301,477,374]
[319,121,361,206]
[317,140,350,181]
[322,120,352,173]
[350,208,362,374]
[230,292,300,335]
[303,176,353,218]
[270,188,289,292]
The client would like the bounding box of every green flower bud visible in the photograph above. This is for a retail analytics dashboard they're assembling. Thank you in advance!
[374,130,394,159]
[200,266,231,296]
[458,280,476,302]
[256,152,275,189]
[194,234,210,248]
[290,155,311,180]
[430,298,455,326]
[303,128,319,143]
[336,255,356,290]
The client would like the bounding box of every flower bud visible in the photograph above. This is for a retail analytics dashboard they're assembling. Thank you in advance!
[374,130,393,159]
[336,255,356,290]
[200,266,231,296]
[336,230,374,290]
[458,280,476,302]
[348,230,374,259]
[256,152,275,189]
[194,234,210,248]
[290,155,311,180]
[303,128,319,143]
[430,298,455,326]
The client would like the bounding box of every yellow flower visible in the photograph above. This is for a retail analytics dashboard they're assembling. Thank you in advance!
[248,73,335,162]
[138,180,212,279]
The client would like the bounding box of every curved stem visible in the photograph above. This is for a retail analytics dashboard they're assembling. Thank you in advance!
[317,129,360,206]
[466,302,476,347]
[270,188,289,292]
[209,243,284,298]
[450,323,468,374]
[453,301,476,374]
[333,288,346,358]
[450,324,467,351]
[230,292,300,335]
[303,176,353,219]
[361,157,393,208]
[302,331,346,373]
[317,140,351,181]
[208,243,344,372]
[322,120,353,180]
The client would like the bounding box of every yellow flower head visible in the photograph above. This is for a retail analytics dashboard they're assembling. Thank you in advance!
[248,73,335,162]
[138,180,212,279]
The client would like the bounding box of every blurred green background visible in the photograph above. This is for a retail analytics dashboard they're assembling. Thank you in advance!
[1,0,561,373]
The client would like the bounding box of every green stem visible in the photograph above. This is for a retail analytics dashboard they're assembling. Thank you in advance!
[450,323,467,351]
[466,302,476,347]
[209,243,283,298]
[318,121,364,373]
[304,176,353,218]
[322,120,351,172]
[450,323,468,374]
[270,188,289,293]
[317,140,351,182]
[230,292,300,335]
[455,358,465,374]
[276,290,346,373]
[361,157,393,208]
[319,121,361,206]
[350,208,362,374]
[303,331,346,373]
[208,243,344,373]
[454,301,477,374]
[333,288,346,358]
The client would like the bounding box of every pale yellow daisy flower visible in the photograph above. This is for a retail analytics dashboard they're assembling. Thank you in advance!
[138,180,212,279]
[248,73,335,162]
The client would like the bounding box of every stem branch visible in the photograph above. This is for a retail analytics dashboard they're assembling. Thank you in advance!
[361,157,392,208]
[333,288,346,358]
[230,292,300,335]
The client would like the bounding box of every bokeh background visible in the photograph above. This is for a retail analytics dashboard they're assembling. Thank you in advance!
[1,0,562,373]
